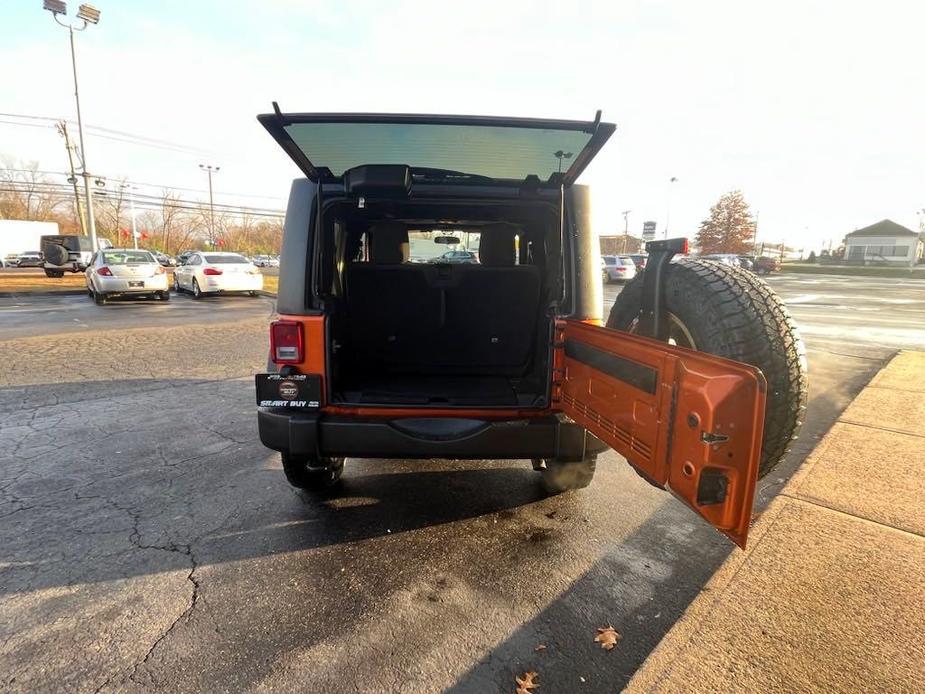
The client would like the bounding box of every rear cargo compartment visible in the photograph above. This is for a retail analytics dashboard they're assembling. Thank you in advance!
[321,199,560,408]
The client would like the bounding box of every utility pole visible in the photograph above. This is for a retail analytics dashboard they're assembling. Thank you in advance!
[199,164,220,248]
[56,120,85,235]
[45,1,103,251]
[753,210,760,253]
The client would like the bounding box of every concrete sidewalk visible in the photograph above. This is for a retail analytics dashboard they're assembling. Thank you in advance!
[626,351,925,693]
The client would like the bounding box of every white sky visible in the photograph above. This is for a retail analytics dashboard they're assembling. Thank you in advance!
[2,0,923,250]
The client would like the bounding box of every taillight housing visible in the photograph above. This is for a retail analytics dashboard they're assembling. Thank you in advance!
[203,267,223,276]
[98,266,113,276]
[270,320,303,365]
[155,265,165,274]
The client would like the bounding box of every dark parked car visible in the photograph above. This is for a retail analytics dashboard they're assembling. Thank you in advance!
[254,109,806,548]
[626,253,648,271]
[175,251,195,265]
[152,251,176,267]
[432,249,479,264]
[752,256,782,275]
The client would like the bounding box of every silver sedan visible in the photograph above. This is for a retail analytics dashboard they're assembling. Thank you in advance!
[85,248,170,305]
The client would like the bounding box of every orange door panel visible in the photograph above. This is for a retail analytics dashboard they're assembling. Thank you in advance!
[555,319,767,547]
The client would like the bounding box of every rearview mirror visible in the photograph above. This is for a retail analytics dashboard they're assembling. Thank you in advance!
[434,235,460,245]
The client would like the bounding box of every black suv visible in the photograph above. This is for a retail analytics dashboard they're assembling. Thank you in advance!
[254,109,807,547]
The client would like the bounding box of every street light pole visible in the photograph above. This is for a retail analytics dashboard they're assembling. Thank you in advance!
[46,2,102,252]
[621,210,631,253]
[121,183,138,249]
[664,176,678,239]
[199,164,220,248]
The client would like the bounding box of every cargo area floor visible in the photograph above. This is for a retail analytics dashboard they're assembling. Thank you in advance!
[334,374,542,406]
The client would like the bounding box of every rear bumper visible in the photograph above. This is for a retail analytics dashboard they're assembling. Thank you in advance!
[97,275,169,293]
[202,274,263,293]
[45,262,86,272]
[257,410,606,461]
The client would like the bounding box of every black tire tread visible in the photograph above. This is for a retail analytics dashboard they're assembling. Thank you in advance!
[607,258,807,478]
[540,456,597,494]
[281,454,345,491]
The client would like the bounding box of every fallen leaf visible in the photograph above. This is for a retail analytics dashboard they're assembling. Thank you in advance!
[594,625,621,651]
[534,644,547,652]
[515,670,539,693]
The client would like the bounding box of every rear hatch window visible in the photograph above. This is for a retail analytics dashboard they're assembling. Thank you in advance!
[102,251,155,264]
[204,254,250,264]
[258,110,615,185]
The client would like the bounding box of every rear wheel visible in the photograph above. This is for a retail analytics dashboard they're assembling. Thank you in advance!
[173,273,182,292]
[281,454,345,491]
[537,456,597,494]
[93,289,107,305]
[249,290,259,297]
[192,278,203,299]
[158,291,170,302]
[607,257,807,479]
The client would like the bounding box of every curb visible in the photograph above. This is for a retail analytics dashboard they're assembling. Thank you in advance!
[0,289,278,300]
[0,289,88,299]
[624,350,925,693]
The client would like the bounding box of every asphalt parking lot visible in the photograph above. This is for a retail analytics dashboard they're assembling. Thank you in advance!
[1,273,922,693]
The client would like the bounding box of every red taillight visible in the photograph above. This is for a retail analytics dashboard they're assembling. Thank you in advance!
[681,239,690,254]
[98,266,113,276]
[203,267,223,276]
[155,265,165,274]
[270,320,303,365]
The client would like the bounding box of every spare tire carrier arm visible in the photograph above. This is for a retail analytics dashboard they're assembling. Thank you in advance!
[636,237,689,340]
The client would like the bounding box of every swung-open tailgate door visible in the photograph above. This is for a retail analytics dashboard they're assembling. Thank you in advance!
[556,320,767,547]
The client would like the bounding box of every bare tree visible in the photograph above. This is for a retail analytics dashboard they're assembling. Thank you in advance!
[0,158,69,222]
[95,177,127,246]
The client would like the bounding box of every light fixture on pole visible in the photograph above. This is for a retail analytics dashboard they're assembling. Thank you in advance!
[44,1,102,252]
[199,164,220,248]
[553,150,573,174]
[621,210,632,253]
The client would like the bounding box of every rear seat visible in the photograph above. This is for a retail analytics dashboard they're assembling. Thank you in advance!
[344,222,541,375]
[345,223,441,370]
[436,225,540,371]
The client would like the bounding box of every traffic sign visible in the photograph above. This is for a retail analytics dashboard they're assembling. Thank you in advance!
[642,221,657,240]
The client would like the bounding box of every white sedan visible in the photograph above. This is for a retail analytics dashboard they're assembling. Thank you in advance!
[173,251,264,298]
[85,248,170,304]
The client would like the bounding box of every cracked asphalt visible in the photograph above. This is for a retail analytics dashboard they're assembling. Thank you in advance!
[1,275,921,693]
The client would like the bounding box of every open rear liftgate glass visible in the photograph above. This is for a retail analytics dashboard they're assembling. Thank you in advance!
[555,320,767,547]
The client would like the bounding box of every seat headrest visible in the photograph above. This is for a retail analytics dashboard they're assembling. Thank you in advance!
[478,223,518,267]
[369,222,409,264]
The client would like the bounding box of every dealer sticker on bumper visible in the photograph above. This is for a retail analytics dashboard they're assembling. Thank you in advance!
[255,373,321,408]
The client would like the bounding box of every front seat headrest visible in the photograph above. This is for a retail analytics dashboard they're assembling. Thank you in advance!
[369,222,409,264]
[478,223,518,267]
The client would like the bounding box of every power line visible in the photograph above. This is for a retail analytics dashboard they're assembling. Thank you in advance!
[0,112,214,155]
[1,167,286,201]
[0,182,285,218]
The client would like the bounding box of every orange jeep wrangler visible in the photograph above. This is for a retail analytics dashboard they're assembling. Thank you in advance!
[255,108,807,547]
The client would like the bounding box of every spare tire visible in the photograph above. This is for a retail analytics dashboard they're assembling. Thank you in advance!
[607,258,807,479]
[44,244,69,266]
